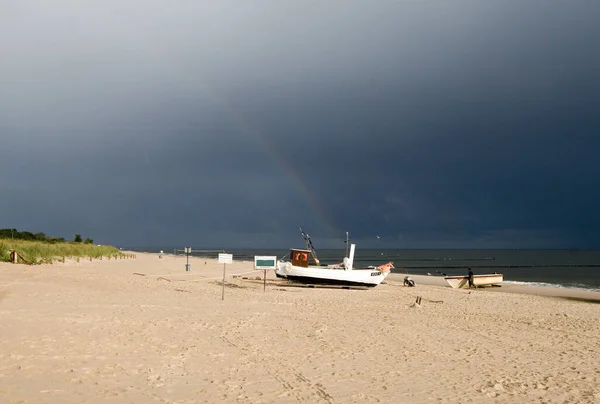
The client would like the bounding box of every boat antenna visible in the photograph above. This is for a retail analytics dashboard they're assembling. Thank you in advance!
[299,227,320,265]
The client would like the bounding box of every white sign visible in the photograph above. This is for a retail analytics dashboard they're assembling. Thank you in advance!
[254,256,277,270]
[184,247,191,254]
[218,253,233,264]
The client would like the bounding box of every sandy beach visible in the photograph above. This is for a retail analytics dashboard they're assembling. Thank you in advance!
[1,253,599,403]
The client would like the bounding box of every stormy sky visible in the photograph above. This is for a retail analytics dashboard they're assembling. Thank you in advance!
[1,1,599,249]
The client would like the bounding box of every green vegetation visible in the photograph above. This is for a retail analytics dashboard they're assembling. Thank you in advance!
[0,228,121,264]
[0,228,66,243]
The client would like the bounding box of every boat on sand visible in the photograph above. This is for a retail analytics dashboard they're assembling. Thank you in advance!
[444,273,504,289]
[275,230,393,287]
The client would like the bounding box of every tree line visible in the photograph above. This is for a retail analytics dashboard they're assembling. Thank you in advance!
[0,228,93,244]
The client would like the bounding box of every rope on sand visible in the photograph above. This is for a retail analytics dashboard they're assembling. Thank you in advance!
[131,269,264,282]
[178,270,264,282]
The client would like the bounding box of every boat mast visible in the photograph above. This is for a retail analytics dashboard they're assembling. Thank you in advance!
[345,231,349,258]
[299,227,320,265]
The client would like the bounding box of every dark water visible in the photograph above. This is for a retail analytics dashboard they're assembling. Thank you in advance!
[135,248,600,292]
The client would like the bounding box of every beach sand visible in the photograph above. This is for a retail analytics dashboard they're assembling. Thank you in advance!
[1,253,599,403]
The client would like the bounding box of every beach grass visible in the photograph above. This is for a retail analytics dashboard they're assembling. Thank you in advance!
[0,238,122,264]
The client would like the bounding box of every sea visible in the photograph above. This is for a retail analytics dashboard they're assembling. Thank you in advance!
[132,247,600,292]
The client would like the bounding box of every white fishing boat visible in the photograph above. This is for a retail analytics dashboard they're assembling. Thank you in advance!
[275,229,393,287]
[444,273,504,289]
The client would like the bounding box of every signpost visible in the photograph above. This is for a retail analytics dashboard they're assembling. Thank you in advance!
[254,256,277,292]
[185,247,191,271]
[218,253,233,300]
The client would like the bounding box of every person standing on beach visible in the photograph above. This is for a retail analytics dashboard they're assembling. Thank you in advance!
[468,267,474,288]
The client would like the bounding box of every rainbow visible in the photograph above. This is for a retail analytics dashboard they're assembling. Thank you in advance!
[209,96,338,237]
[98,14,338,237]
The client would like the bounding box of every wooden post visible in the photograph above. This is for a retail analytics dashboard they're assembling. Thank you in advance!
[222,263,226,300]
[77,257,80,263]
[90,256,92,261]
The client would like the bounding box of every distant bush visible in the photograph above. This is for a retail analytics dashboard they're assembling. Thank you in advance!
[0,228,80,244]
[0,229,18,239]
[74,234,83,243]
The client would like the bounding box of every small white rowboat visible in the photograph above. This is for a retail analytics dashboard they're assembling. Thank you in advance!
[444,273,503,289]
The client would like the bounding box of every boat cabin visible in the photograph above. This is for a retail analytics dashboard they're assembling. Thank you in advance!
[290,248,311,268]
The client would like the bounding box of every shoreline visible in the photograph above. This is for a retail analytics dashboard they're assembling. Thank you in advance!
[139,253,600,302]
[143,249,600,292]
[388,272,600,302]
[4,250,599,301]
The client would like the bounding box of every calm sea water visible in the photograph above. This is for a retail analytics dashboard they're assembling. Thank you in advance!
[135,248,600,292]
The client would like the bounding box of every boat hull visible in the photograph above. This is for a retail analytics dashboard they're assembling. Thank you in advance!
[444,274,503,289]
[276,262,389,287]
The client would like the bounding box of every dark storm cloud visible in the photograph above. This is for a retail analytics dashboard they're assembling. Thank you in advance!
[1,1,599,248]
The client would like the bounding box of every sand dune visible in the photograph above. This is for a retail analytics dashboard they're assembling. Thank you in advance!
[1,253,599,403]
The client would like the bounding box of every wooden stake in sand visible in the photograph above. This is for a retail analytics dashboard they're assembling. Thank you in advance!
[9,251,31,265]
[184,247,191,272]
[218,253,233,300]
